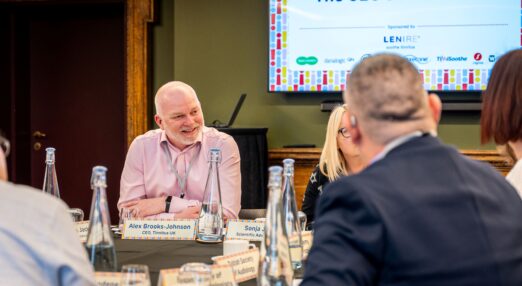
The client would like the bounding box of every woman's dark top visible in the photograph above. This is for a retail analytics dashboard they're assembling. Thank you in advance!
[301,165,330,229]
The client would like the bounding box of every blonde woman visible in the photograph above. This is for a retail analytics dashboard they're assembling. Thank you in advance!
[302,105,364,228]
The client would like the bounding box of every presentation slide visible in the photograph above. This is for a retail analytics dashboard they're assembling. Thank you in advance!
[268,0,521,92]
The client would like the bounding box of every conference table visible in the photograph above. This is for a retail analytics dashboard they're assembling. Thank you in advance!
[115,238,304,285]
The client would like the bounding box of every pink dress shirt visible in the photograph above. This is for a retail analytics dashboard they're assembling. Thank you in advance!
[118,127,241,219]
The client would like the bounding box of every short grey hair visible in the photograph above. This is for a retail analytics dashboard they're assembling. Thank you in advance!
[345,53,433,144]
[154,81,200,116]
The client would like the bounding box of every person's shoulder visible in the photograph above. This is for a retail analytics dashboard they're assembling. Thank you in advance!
[321,174,359,200]
[315,165,329,183]
[430,140,500,174]
[134,129,163,141]
[307,165,322,183]
[130,129,163,146]
[507,159,522,181]
[0,181,69,212]
[321,160,389,205]
[458,150,509,181]
[315,174,376,220]
[203,126,232,139]
[202,127,237,146]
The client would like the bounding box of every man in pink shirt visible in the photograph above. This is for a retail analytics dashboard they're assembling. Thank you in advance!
[118,81,241,219]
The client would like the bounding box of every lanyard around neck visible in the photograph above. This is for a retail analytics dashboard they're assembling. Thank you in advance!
[161,141,201,199]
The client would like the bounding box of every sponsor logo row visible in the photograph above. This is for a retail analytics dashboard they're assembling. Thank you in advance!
[296,53,496,66]
[388,53,495,64]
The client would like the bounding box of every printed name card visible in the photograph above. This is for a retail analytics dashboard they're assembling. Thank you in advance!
[75,220,90,243]
[213,248,259,283]
[302,231,313,259]
[95,271,122,286]
[159,264,235,286]
[122,219,197,240]
[225,219,264,241]
[289,234,303,265]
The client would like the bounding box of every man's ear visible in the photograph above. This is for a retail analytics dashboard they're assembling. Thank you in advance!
[154,114,164,129]
[427,93,442,124]
[348,115,362,146]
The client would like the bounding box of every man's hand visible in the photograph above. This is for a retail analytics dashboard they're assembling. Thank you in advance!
[120,197,166,218]
[175,206,201,219]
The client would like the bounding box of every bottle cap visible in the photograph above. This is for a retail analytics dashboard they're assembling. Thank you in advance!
[209,148,222,163]
[268,166,283,188]
[91,166,108,189]
[45,147,56,164]
[282,158,295,175]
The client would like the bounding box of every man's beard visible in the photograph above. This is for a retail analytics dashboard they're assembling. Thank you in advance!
[170,126,201,147]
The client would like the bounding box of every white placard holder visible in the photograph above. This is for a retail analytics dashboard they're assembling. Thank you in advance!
[158,264,236,286]
[302,230,313,259]
[225,219,264,241]
[75,220,90,243]
[122,219,197,240]
[212,248,259,283]
[95,271,122,286]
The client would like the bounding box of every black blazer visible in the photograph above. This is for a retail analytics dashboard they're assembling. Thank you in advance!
[302,135,522,286]
[302,165,331,228]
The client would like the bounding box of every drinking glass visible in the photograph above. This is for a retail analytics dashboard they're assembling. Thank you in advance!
[116,208,133,232]
[68,208,84,222]
[297,211,307,231]
[177,263,211,286]
[120,264,151,286]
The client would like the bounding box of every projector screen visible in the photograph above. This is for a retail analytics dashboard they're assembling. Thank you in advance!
[268,0,521,93]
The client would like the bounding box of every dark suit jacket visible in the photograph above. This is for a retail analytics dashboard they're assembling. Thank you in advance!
[302,135,522,286]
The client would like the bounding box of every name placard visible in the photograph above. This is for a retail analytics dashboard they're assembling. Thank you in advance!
[158,264,235,286]
[95,271,122,286]
[75,221,90,243]
[122,219,197,240]
[289,233,303,265]
[213,248,259,283]
[302,231,313,259]
[225,220,264,241]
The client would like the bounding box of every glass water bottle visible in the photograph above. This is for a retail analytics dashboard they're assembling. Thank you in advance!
[85,166,117,271]
[42,147,60,198]
[196,148,224,242]
[282,158,303,270]
[258,166,293,286]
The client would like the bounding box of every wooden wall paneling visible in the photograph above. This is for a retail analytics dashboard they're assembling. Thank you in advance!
[269,148,321,210]
[125,0,154,147]
[460,150,513,176]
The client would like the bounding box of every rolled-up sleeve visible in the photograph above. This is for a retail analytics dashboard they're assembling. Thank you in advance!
[119,129,242,220]
[118,139,146,210]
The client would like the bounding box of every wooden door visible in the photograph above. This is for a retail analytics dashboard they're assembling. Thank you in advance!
[3,3,126,223]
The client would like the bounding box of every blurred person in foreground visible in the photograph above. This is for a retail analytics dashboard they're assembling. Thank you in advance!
[0,134,95,285]
[302,53,522,286]
[302,105,364,228]
[118,81,241,219]
[481,49,522,195]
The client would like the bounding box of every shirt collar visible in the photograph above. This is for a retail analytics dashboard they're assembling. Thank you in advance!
[370,131,425,165]
[159,128,204,152]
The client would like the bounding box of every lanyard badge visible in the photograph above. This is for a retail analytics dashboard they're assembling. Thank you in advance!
[161,142,201,199]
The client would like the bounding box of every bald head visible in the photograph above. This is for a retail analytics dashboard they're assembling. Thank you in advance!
[153,81,205,150]
[155,81,200,117]
[345,53,438,145]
